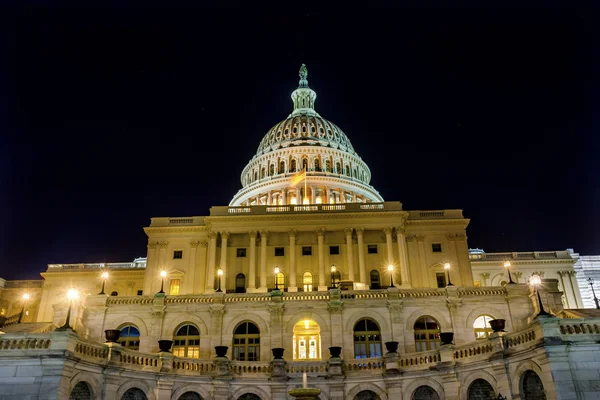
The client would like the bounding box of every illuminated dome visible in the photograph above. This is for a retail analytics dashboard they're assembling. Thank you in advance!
[230,64,383,207]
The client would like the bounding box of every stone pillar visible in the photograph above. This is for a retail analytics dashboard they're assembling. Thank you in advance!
[288,230,298,292]
[248,231,257,291]
[311,186,316,204]
[267,191,272,206]
[198,241,208,293]
[185,241,199,294]
[567,271,581,308]
[356,228,367,286]
[158,241,168,269]
[446,234,459,285]
[384,228,395,268]
[416,235,428,286]
[324,187,330,204]
[557,271,570,308]
[395,225,410,288]
[143,241,158,294]
[209,303,225,350]
[205,233,217,292]
[281,189,287,205]
[317,229,327,291]
[480,272,490,287]
[259,231,268,292]
[352,192,357,202]
[345,228,355,282]
[219,232,229,292]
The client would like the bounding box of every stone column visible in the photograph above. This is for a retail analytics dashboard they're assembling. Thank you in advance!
[288,230,298,292]
[311,187,316,204]
[267,191,272,206]
[317,229,327,291]
[248,231,257,291]
[198,241,208,293]
[143,241,158,294]
[158,241,169,268]
[384,228,395,268]
[205,232,217,292]
[567,271,581,308]
[281,189,287,205]
[324,187,329,204]
[356,228,367,286]
[259,230,268,292]
[185,241,199,294]
[446,234,459,285]
[480,272,490,287]
[345,228,355,282]
[416,235,428,286]
[219,232,229,292]
[352,192,357,202]
[395,225,410,287]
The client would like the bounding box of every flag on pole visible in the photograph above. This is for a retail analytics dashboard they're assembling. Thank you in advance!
[290,168,306,187]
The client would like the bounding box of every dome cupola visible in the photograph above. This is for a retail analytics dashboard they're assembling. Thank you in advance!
[230,65,383,207]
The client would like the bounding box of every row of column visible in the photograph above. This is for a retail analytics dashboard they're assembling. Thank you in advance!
[246,187,366,206]
[203,227,412,293]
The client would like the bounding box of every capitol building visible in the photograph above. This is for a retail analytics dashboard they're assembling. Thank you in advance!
[0,66,599,400]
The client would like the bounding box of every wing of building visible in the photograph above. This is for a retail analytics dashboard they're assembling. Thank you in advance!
[1,65,600,400]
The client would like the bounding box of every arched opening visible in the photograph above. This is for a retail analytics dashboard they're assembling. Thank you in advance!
[303,272,313,292]
[236,273,246,293]
[291,159,297,172]
[111,291,118,296]
[353,318,382,359]
[173,324,200,358]
[370,270,380,289]
[325,160,331,172]
[412,386,440,400]
[118,325,140,350]
[260,167,266,179]
[237,395,261,400]
[314,159,320,171]
[269,164,275,176]
[121,388,147,400]
[279,161,285,174]
[69,382,92,400]
[473,315,495,340]
[467,379,496,400]
[233,322,260,361]
[302,158,308,171]
[413,316,441,352]
[293,319,321,360]
[275,272,285,290]
[336,162,342,174]
[178,393,202,400]
[345,165,350,176]
[354,390,381,400]
[521,370,546,400]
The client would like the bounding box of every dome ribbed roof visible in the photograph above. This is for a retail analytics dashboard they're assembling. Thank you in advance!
[256,115,355,156]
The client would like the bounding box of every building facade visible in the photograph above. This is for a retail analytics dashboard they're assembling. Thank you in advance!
[1,66,600,400]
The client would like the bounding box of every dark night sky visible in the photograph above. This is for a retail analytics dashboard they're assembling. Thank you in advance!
[1,4,598,280]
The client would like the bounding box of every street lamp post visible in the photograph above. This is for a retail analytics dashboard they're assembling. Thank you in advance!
[99,271,109,295]
[331,265,337,288]
[57,288,79,331]
[530,275,550,316]
[274,266,280,290]
[388,265,395,288]
[444,263,454,286]
[17,293,30,324]
[158,270,167,294]
[504,261,515,284]
[216,268,223,292]
[588,278,600,309]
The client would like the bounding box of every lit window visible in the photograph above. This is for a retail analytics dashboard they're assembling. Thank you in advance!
[237,248,247,257]
[473,315,494,340]
[431,243,442,253]
[275,272,285,289]
[275,247,285,257]
[303,272,313,292]
[302,246,312,256]
[353,319,382,359]
[169,279,180,295]
[233,322,260,361]
[173,250,183,259]
[367,245,378,254]
[329,246,339,255]
[173,324,200,358]
[413,316,441,352]
[118,325,140,350]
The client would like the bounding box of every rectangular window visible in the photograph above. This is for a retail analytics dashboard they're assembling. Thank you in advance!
[367,244,378,254]
[173,250,183,259]
[169,279,181,295]
[237,248,247,257]
[137,290,143,296]
[275,247,285,257]
[302,246,312,256]
[436,273,446,288]
[329,246,339,255]
[431,243,442,253]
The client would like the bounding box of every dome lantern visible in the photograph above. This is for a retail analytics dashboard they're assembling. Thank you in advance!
[290,64,318,117]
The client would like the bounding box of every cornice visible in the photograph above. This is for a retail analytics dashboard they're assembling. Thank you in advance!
[471,259,576,266]
[144,226,209,235]
[205,211,410,224]
[406,219,470,227]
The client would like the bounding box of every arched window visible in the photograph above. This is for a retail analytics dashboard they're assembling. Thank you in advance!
[303,272,313,292]
[354,391,381,400]
[261,167,266,179]
[236,273,246,293]
[370,270,380,289]
[178,393,202,400]
[353,318,382,359]
[467,379,495,400]
[269,164,275,176]
[413,316,441,352]
[118,325,140,350]
[291,159,297,172]
[275,272,285,289]
[325,160,331,172]
[111,291,118,296]
[345,165,350,176]
[412,386,440,400]
[293,319,321,360]
[302,158,308,171]
[336,162,341,173]
[233,322,260,361]
[314,159,320,171]
[173,324,200,358]
[253,171,258,181]
[521,370,546,400]
[237,395,261,400]
[279,161,285,174]
[69,382,92,400]
[473,315,494,340]
[121,388,147,400]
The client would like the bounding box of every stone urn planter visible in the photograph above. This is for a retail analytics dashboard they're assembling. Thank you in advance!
[440,332,454,345]
[489,319,506,333]
[158,340,173,352]
[384,341,399,354]
[272,347,285,359]
[104,329,121,343]
[329,346,342,358]
[215,345,228,358]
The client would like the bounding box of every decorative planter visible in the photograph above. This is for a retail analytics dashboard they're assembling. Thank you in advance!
[215,345,228,358]
[104,329,121,343]
[158,340,173,352]
[489,319,506,333]
[440,332,454,345]
[272,348,285,359]
[329,346,342,358]
[384,341,399,353]
[288,388,322,400]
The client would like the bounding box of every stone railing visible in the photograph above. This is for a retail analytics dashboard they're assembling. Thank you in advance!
[0,335,52,350]
[47,260,147,271]
[400,289,447,298]
[229,361,271,375]
[458,288,506,297]
[283,292,330,301]
[558,322,600,335]
[167,296,214,304]
[345,357,384,372]
[398,348,440,368]
[225,294,271,302]
[74,340,109,360]
[107,297,154,306]
[407,209,465,219]
[172,358,214,373]
[470,250,574,262]
[453,341,494,361]
[503,328,537,350]
[341,290,388,300]
[285,361,328,375]
[119,348,160,368]
[210,202,404,216]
